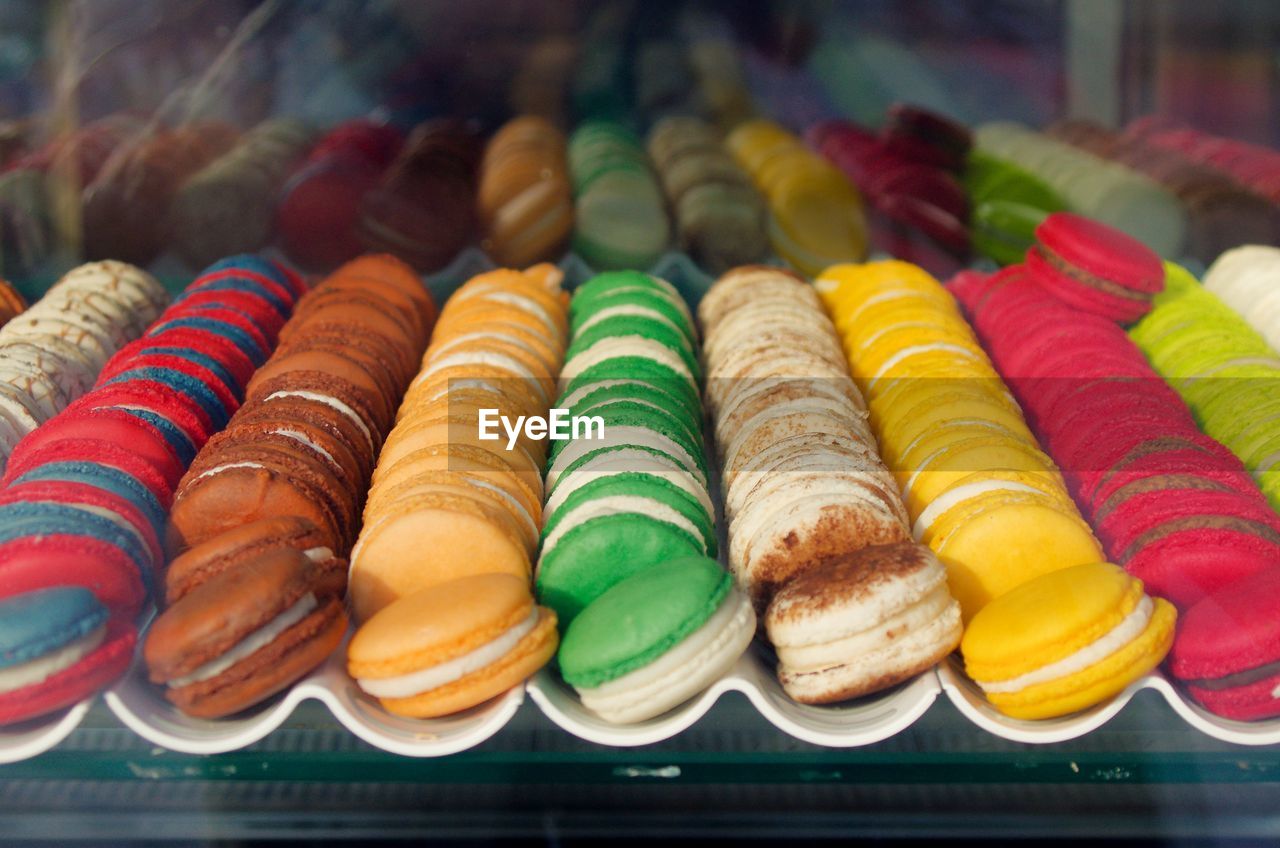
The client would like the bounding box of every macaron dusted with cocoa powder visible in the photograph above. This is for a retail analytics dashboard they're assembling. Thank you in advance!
[144,545,347,718]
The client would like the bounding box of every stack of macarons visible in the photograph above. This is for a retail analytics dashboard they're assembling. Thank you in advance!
[1047,119,1280,263]
[82,121,241,264]
[275,119,405,270]
[0,278,25,327]
[171,119,315,269]
[567,121,671,270]
[347,265,566,718]
[817,261,1103,622]
[143,516,347,718]
[349,264,567,624]
[1024,211,1164,324]
[726,119,868,275]
[700,265,961,703]
[0,255,299,724]
[1126,116,1280,205]
[963,149,1066,266]
[1203,245,1280,352]
[535,270,712,626]
[478,116,574,267]
[951,264,1280,613]
[809,108,971,261]
[0,261,168,469]
[973,122,1185,258]
[360,120,483,272]
[1131,262,1280,509]
[645,116,769,274]
[167,254,433,557]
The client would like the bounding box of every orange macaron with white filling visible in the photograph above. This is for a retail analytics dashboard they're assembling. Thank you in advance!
[348,573,558,718]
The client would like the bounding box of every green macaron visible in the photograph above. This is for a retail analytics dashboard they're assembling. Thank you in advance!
[558,556,731,689]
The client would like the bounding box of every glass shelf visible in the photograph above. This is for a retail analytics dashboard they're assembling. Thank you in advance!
[4,693,1280,841]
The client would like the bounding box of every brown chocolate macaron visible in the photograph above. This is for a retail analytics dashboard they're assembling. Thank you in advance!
[165,515,341,604]
[144,546,347,718]
[169,441,353,555]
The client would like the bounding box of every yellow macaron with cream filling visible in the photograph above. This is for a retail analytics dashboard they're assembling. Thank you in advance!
[962,562,1175,720]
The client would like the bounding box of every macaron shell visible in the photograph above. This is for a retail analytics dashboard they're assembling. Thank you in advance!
[0,618,136,724]
[983,597,1175,720]
[372,607,557,719]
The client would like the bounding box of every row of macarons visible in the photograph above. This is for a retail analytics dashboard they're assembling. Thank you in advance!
[2,234,1269,737]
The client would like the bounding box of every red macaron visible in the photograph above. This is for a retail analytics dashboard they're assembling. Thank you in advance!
[1025,212,1165,324]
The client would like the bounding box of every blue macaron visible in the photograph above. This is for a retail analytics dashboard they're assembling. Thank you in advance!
[141,346,242,397]
[0,586,108,670]
[104,367,232,429]
[0,502,155,591]
[11,462,167,539]
[0,584,108,671]
[145,317,269,366]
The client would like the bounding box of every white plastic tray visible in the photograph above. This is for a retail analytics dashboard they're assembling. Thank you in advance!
[104,642,523,757]
[528,645,940,748]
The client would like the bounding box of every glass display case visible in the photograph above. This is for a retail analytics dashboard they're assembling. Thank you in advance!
[0,1,1278,842]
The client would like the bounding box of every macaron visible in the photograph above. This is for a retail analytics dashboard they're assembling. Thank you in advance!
[347,573,557,718]
[962,562,1175,720]
[1168,567,1280,721]
[534,272,712,627]
[144,546,347,718]
[766,542,962,704]
[646,116,768,274]
[820,261,1101,621]
[0,587,136,724]
[728,120,869,275]
[1202,245,1280,352]
[558,556,755,724]
[349,264,567,623]
[974,122,1185,257]
[171,118,314,268]
[478,116,573,267]
[1026,212,1165,324]
[569,122,671,271]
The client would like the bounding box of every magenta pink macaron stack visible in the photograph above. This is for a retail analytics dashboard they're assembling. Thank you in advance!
[808,105,971,271]
[1125,116,1280,205]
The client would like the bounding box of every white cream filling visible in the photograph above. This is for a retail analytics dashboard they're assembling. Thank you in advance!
[577,305,690,347]
[541,495,705,559]
[304,546,334,563]
[558,337,696,393]
[545,427,706,489]
[978,597,1154,695]
[868,343,982,390]
[911,480,1043,541]
[455,289,559,339]
[0,624,105,694]
[417,351,549,405]
[167,594,318,689]
[577,591,754,722]
[265,390,374,454]
[591,281,692,324]
[357,608,539,699]
[194,461,268,481]
[268,428,336,466]
[543,452,713,519]
[429,331,555,372]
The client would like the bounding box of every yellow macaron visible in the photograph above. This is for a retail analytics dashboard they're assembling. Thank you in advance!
[962,562,1176,720]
